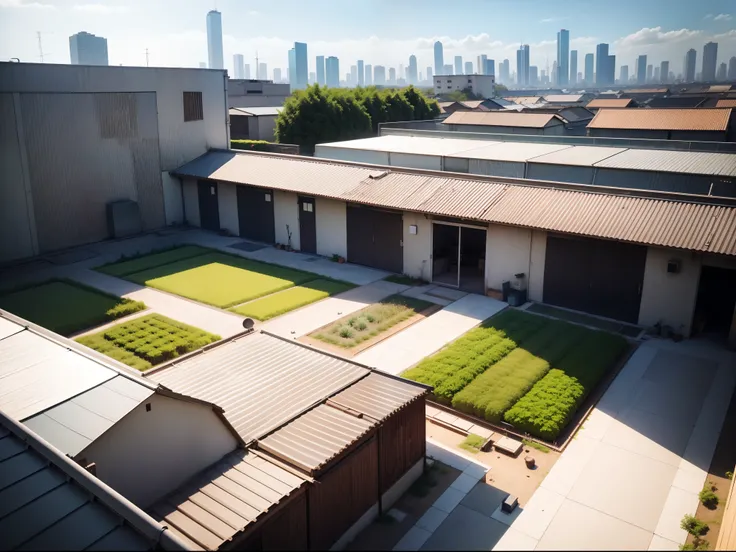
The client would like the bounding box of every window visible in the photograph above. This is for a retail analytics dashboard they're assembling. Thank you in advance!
[468,79,472,84]
[183,91,203,122]
[303,202,313,212]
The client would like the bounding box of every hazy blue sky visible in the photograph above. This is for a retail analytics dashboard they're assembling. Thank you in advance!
[1,0,735,77]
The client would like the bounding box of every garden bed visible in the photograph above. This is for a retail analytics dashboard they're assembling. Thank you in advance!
[96,245,212,278]
[0,279,145,336]
[76,314,220,371]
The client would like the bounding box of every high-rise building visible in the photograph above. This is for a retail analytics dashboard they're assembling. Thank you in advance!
[516,44,529,85]
[233,54,244,79]
[259,63,267,81]
[684,48,697,82]
[69,31,108,66]
[443,64,453,75]
[274,68,281,83]
[608,55,616,85]
[703,42,718,81]
[636,54,647,84]
[486,59,495,76]
[660,61,669,83]
[569,50,577,85]
[374,65,386,86]
[199,62,207,68]
[454,56,463,74]
[349,65,358,86]
[288,49,296,85]
[477,54,487,75]
[294,42,308,89]
[316,55,325,85]
[389,67,396,84]
[729,57,736,81]
[309,72,316,85]
[244,64,251,79]
[620,65,629,84]
[529,66,538,86]
[551,61,558,85]
[584,53,594,85]
[596,44,610,85]
[325,56,339,87]
[407,55,418,84]
[557,29,570,86]
[499,59,510,84]
[434,41,444,76]
[399,64,404,80]
[357,60,364,86]
[426,67,433,83]
[654,67,660,82]
[206,10,223,70]
[465,61,473,74]
[717,62,727,81]
[365,64,372,85]
[646,64,653,83]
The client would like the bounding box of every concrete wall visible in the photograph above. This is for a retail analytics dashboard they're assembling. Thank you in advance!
[182,177,200,227]
[316,197,347,258]
[389,152,441,171]
[314,146,390,166]
[485,224,533,291]
[79,393,238,508]
[403,212,432,280]
[468,159,525,178]
[161,172,184,225]
[528,230,547,302]
[218,181,239,236]
[274,190,300,250]
[256,115,278,142]
[638,247,701,335]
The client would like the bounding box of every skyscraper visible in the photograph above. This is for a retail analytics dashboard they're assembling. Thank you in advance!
[557,29,570,86]
[717,62,727,81]
[374,65,386,86]
[233,54,244,79]
[349,65,358,86]
[455,56,463,74]
[486,59,495,76]
[729,57,736,81]
[244,64,251,79]
[584,53,594,85]
[596,44,610,85]
[636,54,647,84]
[325,56,339,87]
[620,65,629,84]
[426,67,433,83]
[274,68,281,82]
[516,44,529,86]
[529,66,538,86]
[206,10,223,70]
[654,67,660,82]
[389,67,396,84]
[365,64,372,85]
[259,63,267,81]
[443,64,453,76]
[288,48,296,86]
[357,60,364,86]
[684,49,697,82]
[551,61,558,85]
[660,61,669,83]
[294,42,308,89]
[465,61,473,74]
[316,55,325,85]
[646,64,653,83]
[477,54,488,75]
[608,55,616,85]
[434,41,444,76]
[500,59,510,83]
[309,71,316,84]
[69,31,108,65]
[569,50,577,85]
[703,42,718,81]
[408,55,418,84]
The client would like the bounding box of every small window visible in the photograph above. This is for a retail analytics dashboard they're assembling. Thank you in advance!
[303,202,313,212]
[468,79,472,84]
[265,193,272,202]
[183,91,203,122]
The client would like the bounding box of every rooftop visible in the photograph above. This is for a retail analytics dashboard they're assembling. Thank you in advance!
[443,111,564,128]
[503,96,543,104]
[586,98,634,109]
[716,99,736,108]
[587,108,732,131]
[229,106,283,117]
[544,94,585,103]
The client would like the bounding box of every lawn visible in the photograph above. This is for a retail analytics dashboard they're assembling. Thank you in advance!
[0,279,145,336]
[311,295,433,349]
[123,251,317,308]
[231,278,355,320]
[96,245,211,278]
[76,314,220,371]
[402,309,629,442]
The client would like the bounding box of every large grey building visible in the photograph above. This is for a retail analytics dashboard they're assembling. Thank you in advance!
[294,41,308,89]
[596,44,615,86]
[557,29,570,86]
[620,65,629,84]
[517,44,530,86]
[703,42,718,82]
[326,56,340,87]
[729,56,736,81]
[660,61,669,84]
[684,48,697,82]
[584,53,594,84]
[357,59,364,86]
[434,41,444,76]
[69,31,108,66]
[570,50,577,85]
[206,10,223,70]
[637,54,647,84]
[233,54,245,79]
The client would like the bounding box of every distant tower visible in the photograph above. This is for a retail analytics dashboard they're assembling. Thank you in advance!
[206,10,224,70]
[434,41,444,76]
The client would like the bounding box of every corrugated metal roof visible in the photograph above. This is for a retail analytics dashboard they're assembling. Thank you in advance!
[503,96,543,104]
[716,99,736,108]
[595,148,736,177]
[150,449,306,550]
[148,332,370,444]
[0,411,177,551]
[544,94,585,103]
[586,98,634,108]
[587,108,732,131]
[529,145,627,166]
[317,135,498,156]
[230,106,283,117]
[444,111,563,128]
[258,404,375,474]
[0,316,23,340]
[623,88,670,94]
[328,373,428,421]
[708,85,732,93]
[556,107,595,123]
[445,141,573,161]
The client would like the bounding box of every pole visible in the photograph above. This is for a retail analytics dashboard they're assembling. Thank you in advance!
[145,48,149,67]
[37,31,45,62]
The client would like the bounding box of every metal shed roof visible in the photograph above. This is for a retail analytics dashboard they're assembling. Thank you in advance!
[716,99,736,108]
[328,372,428,421]
[594,148,736,177]
[527,145,627,166]
[445,141,573,161]
[150,449,306,551]
[586,98,634,109]
[147,332,370,444]
[587,108,732,131]
[444,111,563,128]
[230,106,283,117]
[544,94,585,103]
[503,96,543,104]
[317,135,497,156]
[0,410,186,551]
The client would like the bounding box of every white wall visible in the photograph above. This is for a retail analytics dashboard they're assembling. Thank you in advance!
[274,190,300,250]
[403,212,431,280]
[639,247,701,335]
[485,224,533,291]
[314,146,390,166]
[528,230,547,302]
[161,172,184,225]
[316,197,347,258]
[218,182,239,236]
[389,152,442,171]
[79,393,238,508]
[182,178,200,227]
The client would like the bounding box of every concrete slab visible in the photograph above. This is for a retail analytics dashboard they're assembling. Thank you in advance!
[460,483,509,518]
[492,526,539,551]
[433,487,467,514]
[491,503,523,526]
[505,486,565,541]
[420,505,508,551]
[540,436,600,497]
[648,535,680,551]
[462,462,489,480]
[424,286,468,301]
[653,485,699,544]
[450,473,480,493]
[355,295,506,375]
[393,526,432,551]
[415,507,449,533]
[468,424,493,439]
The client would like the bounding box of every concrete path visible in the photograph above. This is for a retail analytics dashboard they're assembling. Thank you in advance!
[493,338,736,551]
[261,280,408,339]
[355,294,506,375]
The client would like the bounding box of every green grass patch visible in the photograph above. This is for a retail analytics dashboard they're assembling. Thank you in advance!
[523,439,551,453]
[96,245,211,277]
[459,433,485,454]
[0,279,145,336]
[76,314,220,371]
[231,278,355,320]
[384,274,426,286]
[124,252,316,308]
[311,295,433,348]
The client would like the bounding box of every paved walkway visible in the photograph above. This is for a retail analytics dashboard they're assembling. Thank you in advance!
[355,294,506,375]
[493,338,736,551]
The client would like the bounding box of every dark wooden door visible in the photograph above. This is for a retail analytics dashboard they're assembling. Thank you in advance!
[298,196,317,254]
[197,180,220,232]
[236,186,275,243]
[346,205,403,273]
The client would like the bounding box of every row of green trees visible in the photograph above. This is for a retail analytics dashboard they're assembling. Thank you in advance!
[274,85,441,154]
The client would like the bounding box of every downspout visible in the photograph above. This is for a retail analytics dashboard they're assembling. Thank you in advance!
[178,176,187,226]
[224,71,230,147]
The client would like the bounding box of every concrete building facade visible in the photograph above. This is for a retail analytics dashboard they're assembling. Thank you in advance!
[69,31,108,66]
[434,74,495,99]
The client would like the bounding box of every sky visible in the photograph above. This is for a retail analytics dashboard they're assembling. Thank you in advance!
[1,0,736,79]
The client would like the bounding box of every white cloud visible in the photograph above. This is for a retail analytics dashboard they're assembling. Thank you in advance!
[0,0,55,8]
[247,10,259,16]
[73,4,128,13]
[615,26,702,49]
[704,13,713,19]
[540,16,569,23]
[714,13,732,21]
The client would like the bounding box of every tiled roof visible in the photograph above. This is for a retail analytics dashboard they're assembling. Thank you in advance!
[586,98,633,109]
[443,111,563,128]
[587,108,731,131]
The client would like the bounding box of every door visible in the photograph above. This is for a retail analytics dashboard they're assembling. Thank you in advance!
[236,185,275,243]
[197,180,220,232]
[346,205,403,273]
[298,196,317,254]
[432,223,460,287]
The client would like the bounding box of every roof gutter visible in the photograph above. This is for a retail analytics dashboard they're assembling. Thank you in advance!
[0,409,192,551]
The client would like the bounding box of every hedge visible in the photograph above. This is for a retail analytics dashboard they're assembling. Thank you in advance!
[231,139,273,152]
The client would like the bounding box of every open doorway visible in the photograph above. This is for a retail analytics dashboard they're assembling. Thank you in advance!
[692,266,736,340]
[431,222,486,293]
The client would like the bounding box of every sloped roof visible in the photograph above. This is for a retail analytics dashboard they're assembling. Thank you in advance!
[586,98,634,109]
[230,106,282,117]
[716,99,736,108]
[587,108,732,131]
[443,111,564,128]
[544,94,585,103]
[503,96,543,104]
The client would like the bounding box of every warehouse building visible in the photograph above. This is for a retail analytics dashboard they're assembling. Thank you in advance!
[315,134,736,196]
[173,150,736,341]
[587,108,734,141]
[0,62,229,264]
[229,106,282,141]
[443,111,567,135]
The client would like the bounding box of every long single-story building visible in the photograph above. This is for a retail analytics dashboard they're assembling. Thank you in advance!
[443,111,567,135]
[587,108,735,141]
[172,150,736,342]
[229,106,283,142]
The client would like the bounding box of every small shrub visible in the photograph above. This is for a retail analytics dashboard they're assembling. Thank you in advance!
[339,327,354,338]
[699,486,718,508]
[681,514,709,537]
[365,313,376,323]
[726,471,733,480]
[680,539,710,550]
[459,433,485,453]
[355,319,368,331]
